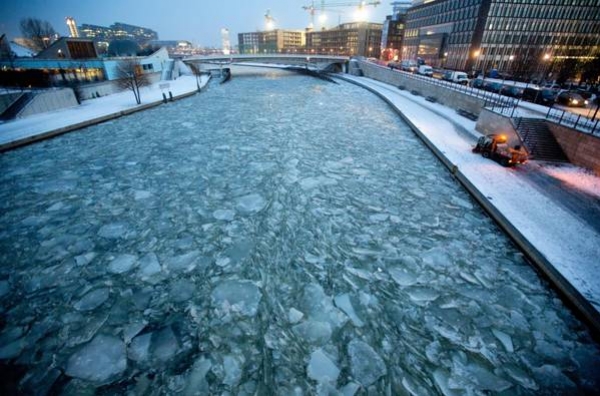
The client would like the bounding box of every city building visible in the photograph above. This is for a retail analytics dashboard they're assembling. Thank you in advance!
[238,29,306,54]
[221,28,231,55]
[238,32,261,54]
[306,22,383,57]
[79,21,159,52]
[37,37,99,60]
[0,38,168,95]
[147,40,195,57]
[402,0,600,82]
[65,17,80,38]
[381,0,412,61]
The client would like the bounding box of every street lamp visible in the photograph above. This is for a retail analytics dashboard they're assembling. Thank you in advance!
[506,55,514,81]
[472,49,481,78]
[541,53,552,85]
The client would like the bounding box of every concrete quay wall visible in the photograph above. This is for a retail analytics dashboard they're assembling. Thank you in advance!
[357,60,486,116]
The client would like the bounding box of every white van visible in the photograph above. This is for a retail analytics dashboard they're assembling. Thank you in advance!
[443,71,469,85]
[418,65,433,76]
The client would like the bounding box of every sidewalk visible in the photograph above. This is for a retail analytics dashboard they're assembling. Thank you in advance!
[0,75,209,151]
[340,74,600,333]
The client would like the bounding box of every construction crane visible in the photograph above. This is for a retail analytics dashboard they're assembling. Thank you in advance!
[265,9,276,30]
[302,1,381,28]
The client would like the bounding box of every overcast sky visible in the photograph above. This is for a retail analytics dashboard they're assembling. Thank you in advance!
[0,0,393,47]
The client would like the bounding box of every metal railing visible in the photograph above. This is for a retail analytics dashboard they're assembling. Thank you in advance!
[546,107,599,135]
[374,63,523,111]
[365,61,600,135]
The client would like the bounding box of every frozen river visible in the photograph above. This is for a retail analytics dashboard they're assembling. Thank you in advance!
[1,68,599,394]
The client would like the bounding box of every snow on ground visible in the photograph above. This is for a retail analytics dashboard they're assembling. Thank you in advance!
[0,75,209,146]
[537,163,600,200]
[342,74,600,313]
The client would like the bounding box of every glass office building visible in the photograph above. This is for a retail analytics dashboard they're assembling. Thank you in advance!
[306,22,383,57]
[238,30,306,54]
[403,0,600,82]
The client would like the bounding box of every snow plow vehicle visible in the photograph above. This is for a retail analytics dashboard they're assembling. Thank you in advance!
[472,134,528,167]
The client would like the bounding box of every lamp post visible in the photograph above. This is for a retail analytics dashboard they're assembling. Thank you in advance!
[541,53,552,85]
[472,49,481,78]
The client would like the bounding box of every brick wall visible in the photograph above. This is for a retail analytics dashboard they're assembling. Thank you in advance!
[548,123,600,176]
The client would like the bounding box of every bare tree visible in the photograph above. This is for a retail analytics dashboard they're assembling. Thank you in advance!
[19,18,56,52]
[115,59,151,105]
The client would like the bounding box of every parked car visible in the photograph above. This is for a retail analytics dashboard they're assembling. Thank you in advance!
[482,81,503,93]
[500,85,524,98]
[470,78,485,89]
[417,65,433,76]
[443,71,469,85]
[573,89,593,100]
[555,91,588,107]
[401,60,419,73]
[521,87,556,106]
[543,83,562,92]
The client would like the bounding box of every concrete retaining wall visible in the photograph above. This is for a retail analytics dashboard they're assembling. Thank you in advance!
[18,88,78,118]
[77,80,120,99]
[357,61,486,116]
[77,72,163,100]
[549,123,600,176]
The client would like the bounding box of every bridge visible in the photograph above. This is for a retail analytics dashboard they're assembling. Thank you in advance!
[183,54,350,73]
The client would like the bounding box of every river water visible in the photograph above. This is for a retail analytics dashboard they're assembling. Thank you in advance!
[0,68,598,394]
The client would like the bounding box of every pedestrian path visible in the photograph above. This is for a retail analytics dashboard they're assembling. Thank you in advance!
[0,75,208,151]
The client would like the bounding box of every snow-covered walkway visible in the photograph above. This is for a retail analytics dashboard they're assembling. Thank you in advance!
[0,75,209,148]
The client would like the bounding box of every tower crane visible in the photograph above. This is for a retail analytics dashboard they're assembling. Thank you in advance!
[265,9,276,30]
[302,1,381,28]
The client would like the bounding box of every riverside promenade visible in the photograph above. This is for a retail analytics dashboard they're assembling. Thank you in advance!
[1,69,599,336]
[0,75,210,152]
